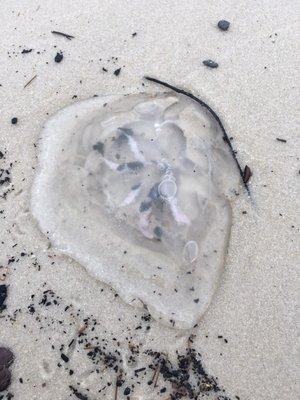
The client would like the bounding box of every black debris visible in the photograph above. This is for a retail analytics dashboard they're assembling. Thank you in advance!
[132,32,137,37]
[28,304,35,314]
[114,68,121,76]
[218,20,230,31]
[21,48,33,54]
[54,52,63,63]
[51,30,75,40]
[243,165,252,184]
[18,286,235,399]
[11,117,18,125]
[276,138,287,143]
[203,59,219,68]
[61,353,69,362]
[134,367,146,374]
[69,385,88,400]
[124,387,131,395]
[0,285,7,312]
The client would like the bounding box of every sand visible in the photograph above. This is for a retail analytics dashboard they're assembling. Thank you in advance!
[0,1,299,399]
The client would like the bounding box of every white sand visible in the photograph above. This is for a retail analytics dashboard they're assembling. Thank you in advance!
[0,1,299,399]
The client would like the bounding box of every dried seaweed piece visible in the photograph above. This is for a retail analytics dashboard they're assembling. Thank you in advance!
[0,285,7,312]
[243,165,252,184]
[144,76,251,196]
[51,30,74,40]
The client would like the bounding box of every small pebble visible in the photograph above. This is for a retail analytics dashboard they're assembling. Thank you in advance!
[61,353,69,362]
[203,59,219,68]
[11,117,18,125]
[124,387,131,395]
[54,52,63,63]
[114,68,121,76]
[218,20,230,31]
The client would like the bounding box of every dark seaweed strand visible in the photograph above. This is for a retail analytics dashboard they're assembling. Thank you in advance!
[144,76,250,196]
[51,30,75,40]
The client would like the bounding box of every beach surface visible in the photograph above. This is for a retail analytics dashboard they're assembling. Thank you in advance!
[0,1,299,399]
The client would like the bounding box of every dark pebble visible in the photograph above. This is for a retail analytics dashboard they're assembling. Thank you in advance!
[114,68,121,76]
[54,52,63,63]
[0,368,11,392]
[218,20,230,31]
[11,117,18,125]
[0,348,14,368]
[124,387,131,395]
[61,353,69,362]
[203,59,219,68]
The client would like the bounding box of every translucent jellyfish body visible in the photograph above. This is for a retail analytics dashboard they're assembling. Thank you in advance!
[31,92,240,329]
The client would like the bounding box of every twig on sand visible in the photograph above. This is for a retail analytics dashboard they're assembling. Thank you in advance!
[149,362,161,387]
[24,75,37,88]
[114,371,123,400]
[153,364,161,387]
[114,381,118,400]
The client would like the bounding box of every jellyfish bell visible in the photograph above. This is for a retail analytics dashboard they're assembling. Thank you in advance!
[31,89,240,329]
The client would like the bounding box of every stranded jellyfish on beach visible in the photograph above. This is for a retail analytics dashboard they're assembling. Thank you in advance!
[31,79,245,329]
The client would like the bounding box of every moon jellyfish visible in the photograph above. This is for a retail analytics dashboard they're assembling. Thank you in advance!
[31,87,241,329]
